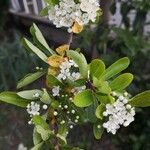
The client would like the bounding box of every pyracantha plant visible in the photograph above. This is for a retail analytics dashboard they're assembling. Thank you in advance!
[0,0,150,150]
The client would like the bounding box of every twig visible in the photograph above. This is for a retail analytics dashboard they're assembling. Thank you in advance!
[67,32,73,48]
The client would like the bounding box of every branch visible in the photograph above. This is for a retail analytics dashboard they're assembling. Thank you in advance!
[67,32,73,48]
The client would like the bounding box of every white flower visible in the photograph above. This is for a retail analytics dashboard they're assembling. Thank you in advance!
[70,125,74,129]
[54,111,58,116]
[48,0,100,31]
[71,110,75,114]
[60,120,65,124]
[80,0,100,22]
[103,95,135,134]
[75,119,78,123]
[18,143,27,150]
[52,86,60,97]
[43,104,48,110]
[26,102,40,116]
[76,116,80,119]
[57,59,80,81]
[64,105,68,109]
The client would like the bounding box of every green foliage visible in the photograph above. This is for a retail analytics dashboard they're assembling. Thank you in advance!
[17,71,46,89]
[129,90,150,107]
[17,90,43,100]
[46,74,63,87]
[67,50,88,78]
[73,89,93,107]
[30,24,55,55]
[1,21,150,149]
[22,38,48,63]
[95,104,105,119]
[93,123,104,140]
[101,57,130,80]
[0,92,29,107]
[31,142,44,150]
[109,73,133,91]
[90,59,105,79]
[40,89,52,104]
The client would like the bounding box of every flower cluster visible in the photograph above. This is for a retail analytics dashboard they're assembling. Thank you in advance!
[57,59,80,81]
[26,101,40,116]
[48,0,100,32]
[54,103,81,131]
[102,93,135,134]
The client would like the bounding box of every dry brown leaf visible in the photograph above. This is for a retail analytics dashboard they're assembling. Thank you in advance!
[72,21,83,34]
[56,44,69,56]
[47,54,63,67]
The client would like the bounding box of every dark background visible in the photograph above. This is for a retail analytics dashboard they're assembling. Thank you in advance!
[0,0,150,149]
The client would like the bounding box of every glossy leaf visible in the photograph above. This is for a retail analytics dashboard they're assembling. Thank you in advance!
[40,89,52,104]
[67,50,88,78]
[17,71,46,89]
[90,59,105,78]
[95,104,105,119]
[93,78,111,94]
[31,24,55,55]
[0,92,29,107]
[85,99,98,123]
[46,74,63,87]
[17,90,43,100]
[31,142,44,150]
[129,90,150,107]
[22,38,48,63]
[36,125,52,141]
[96,94,114,104]
[93,123,104,140]
[44,0,59,5]
[33,127,42,145]
[109,73,133,91]
[101,57,130,80]
[32,116,49,130]
[73,89,93,107]
[40,7,49,16]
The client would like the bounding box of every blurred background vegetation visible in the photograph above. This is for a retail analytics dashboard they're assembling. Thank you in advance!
[0,0,150,149]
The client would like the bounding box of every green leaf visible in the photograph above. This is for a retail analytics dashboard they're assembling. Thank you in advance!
[101,57,130,80]
[31,24,55,55]
[40,7,49,16]
[56,134,67,144]
[93,123,104,140]
[96,94,115,104]
[17,90,43,100]
[33,127,42,145]
[22,38,48,63]
[109,73,133,91]
[67,50,88,78]
[0,92,29,107]
[95,104,105,119]
[129,90,150,107]
[90,59,105,78]
[85,99,98,123]
[40,89,52,104]
[32,116,49,130]
[17,71,46,89]
[36,125,52,141]
[31,142,44,150]
[44,0,59,5]
[46,74,63,87]
[51,100,60,109]
[93,78,111,94]
[58,124,68,137]
[73,89,93,107]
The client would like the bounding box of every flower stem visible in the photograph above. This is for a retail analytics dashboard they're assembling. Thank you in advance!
[67,32,73,48]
